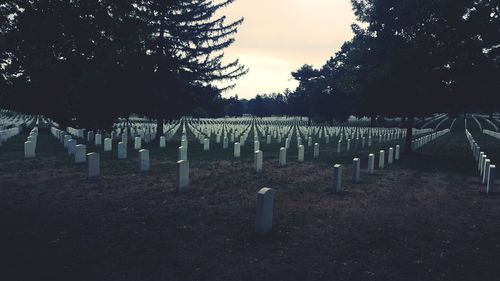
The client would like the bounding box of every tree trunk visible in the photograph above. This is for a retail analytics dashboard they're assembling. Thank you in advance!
[370,115,376,127]
[404,116,414,153]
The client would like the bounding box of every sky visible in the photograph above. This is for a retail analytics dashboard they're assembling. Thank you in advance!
[217,0,357,99]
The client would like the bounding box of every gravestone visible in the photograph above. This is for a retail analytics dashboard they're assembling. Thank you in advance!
[367,153,375,174]
[178,146,187,161]
[87,131,94,143]
[234,142,241,158]
[67,139,76,155]
[279,147,286,167]
[487,165,496,194]
[139,149,150,172]
[203,138,210,151]
[64,135,71,148]
[75,144,86,163]
[332,164,342,193]
[298,145,304,162]
[134,137,141,150]
[256,187,274,235]
[388,147,394,164]
[95,133,102,147]
[352,158,360,183]
[254,150,263,172]
[117,142,127,159]
[104,138,112,152]
[160,136,166,148]
[379,150,385,169]
[87,152,100,178]
[482,159,491,184]
[395,145,400,160]
[176,160,190,193]
[313,143,319,158]
[24,141,35,158]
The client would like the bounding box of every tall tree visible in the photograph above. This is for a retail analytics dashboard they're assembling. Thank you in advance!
[0,0,246,131]
[343,0,499,152]
[134,0,247,135]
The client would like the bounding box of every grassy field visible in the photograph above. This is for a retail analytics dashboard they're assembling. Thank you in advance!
[1,122,499,281]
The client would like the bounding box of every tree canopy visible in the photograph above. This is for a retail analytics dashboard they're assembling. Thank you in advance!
[0,0,246,130]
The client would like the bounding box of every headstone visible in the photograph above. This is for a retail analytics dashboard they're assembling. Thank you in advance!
[104,138,112,152]
[352,158,360,183]
[178,146,187,161]
[298,145,304,162]
[313,143,319,158]
[64,135,71,148]
[223,137,229,149]
[480,154,487,175]
[478,152,485,171]
[95,133,102,147]
[87,131,94,143]
[367,153,375,174]
[24,141,35,158]
[139,149,150,172]
[203,138,210,151]
[87,152,100,178]
[254,141,260,152]
[332,164,342,193]
[395,145,400,160]
[234,142,241,158]
[255,187,274,235]
[117,142,127,159]
[337,140,342,153]
[347,139,351,151]
[487,165,496,194]
[176,160,190,193]
[279,147,286,167]
[379,150,385,169]
[134,137,141,150]
[388,147,394,164]
[482,159,491,185]
[181,137,188,149]
[75,144,86,163]
[67,139,76,155]
[254,150,263,172]
[267,135,271,144]
[160,136,166,148]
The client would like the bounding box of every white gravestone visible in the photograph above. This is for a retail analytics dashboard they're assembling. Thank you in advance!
[139,149,150,172]
[256,187,274,235]
[75,144,86,163]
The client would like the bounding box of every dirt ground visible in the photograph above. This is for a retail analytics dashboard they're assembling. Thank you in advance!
[1,129,500,281]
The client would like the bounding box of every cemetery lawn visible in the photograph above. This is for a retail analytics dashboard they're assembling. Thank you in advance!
[2,128,500,281]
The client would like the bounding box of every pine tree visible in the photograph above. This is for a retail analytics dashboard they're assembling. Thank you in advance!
[132,0,247,135]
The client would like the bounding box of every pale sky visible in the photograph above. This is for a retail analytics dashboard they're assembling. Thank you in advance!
[218,0,357,99]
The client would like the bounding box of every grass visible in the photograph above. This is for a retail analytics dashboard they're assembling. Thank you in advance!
[1,121,498,281]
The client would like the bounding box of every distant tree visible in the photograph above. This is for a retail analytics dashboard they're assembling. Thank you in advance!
[225,95,244,116]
